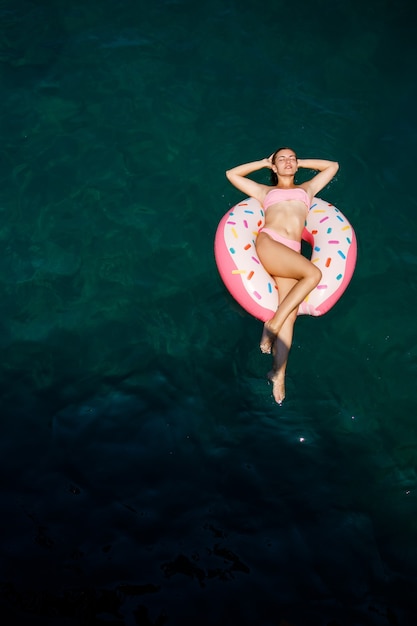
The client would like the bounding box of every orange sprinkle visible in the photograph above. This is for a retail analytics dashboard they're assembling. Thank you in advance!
[325,257,331,267]
[257,220,262,227]
[312,229,318,235]
[247,271,254,280]
[244,243,251,250]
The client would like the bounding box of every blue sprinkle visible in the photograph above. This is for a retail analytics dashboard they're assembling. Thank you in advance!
[244,209,254,214]
[346,237,351,244]
[337,250,346,259]
[268,282,272,293]
[337,215,344,222]
[327,227,332,234]
[310,203,317,209]
[230,247,236,254]
[336,273,343,280]
[314,246,321,252]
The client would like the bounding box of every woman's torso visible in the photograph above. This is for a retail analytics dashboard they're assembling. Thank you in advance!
[261,186,310,240]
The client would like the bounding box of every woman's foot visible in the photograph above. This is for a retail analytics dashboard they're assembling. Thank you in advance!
[260,324,276,354]
[268,369,285,405]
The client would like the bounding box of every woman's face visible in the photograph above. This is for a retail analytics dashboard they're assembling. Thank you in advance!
[273,149,298,176]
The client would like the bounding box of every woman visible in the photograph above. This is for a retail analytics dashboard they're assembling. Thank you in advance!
[226,147,339,404]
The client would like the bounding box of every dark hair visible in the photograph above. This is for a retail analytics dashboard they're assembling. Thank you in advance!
[270,146,297,185]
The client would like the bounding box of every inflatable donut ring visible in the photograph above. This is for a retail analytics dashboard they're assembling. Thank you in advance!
[214,196,357,322]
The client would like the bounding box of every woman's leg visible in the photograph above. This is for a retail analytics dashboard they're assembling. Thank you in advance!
[267,277,298,404]
[256,232,321,338]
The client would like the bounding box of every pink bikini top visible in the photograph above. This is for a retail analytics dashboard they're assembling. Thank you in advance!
[263,187,310,211]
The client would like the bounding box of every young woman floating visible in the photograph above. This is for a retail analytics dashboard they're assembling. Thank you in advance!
[226,147,339,404]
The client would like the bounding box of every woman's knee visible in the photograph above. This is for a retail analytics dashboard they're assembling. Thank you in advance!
[308,265,322,287]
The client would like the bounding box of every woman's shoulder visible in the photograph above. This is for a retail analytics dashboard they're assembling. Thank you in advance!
[253,183,274,203]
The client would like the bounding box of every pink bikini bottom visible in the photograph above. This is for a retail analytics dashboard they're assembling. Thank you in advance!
[258,228,301,252]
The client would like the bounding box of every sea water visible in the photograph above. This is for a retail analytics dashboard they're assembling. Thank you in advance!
[1,1,417,624]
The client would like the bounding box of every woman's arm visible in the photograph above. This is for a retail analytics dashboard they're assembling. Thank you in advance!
[298,158,339,198]
[226,158,271,201]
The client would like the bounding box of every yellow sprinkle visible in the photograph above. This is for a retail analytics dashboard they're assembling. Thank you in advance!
[312,209,325,213]
[231,227,238,238]
[341,225,351,231]
[232,269,246,274]
[312,257,320,264]
[253,231,259,236]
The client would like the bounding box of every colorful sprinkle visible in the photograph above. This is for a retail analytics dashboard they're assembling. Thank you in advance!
[336,273,343,280]
[247,271,254,280]
[244,209,254,214]
[319,216,329,223]
[342,225,350,231]
[336,215,344,222]
[243,220,248,229]
[232,269,245,274]
[226,220,236,225]
[251,256,260,264]
[254,291,262,300]
[327,227,332,234]
[338,250,346,259]
[229,247,236,254]
[312,229,318,235]
[314,246,321,252]
[328,240,340,244]
[325,257,331,267]
[244,243,251,250]
[317,284,328,290]
[231,228,238,239]
[257,220,263,227]
[267,282,272,293]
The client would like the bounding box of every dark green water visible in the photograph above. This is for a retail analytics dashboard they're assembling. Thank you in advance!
[1,1,417,624]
